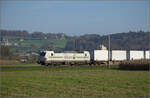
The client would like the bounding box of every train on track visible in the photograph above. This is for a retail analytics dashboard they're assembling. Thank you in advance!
[37,50,150,66]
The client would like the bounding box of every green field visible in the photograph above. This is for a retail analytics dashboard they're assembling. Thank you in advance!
[10,39,67,52]
[0,63,40,67]
[0,66,149,97]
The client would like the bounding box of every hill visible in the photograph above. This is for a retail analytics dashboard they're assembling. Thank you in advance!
[0,30,149,53]
[0,30,68,53]
[65,31,149,51]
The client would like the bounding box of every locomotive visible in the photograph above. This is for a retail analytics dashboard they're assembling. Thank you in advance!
[37,51,90,66]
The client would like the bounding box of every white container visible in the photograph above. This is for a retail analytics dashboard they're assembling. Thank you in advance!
[94,50,108,61]
[146,51,150,59]
[112,50,127,61]
[130,51,144,60]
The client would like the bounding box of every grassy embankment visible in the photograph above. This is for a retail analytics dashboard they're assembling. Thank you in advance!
[0,60,40,67]
[0,60,20,65]
[0,66,149,97]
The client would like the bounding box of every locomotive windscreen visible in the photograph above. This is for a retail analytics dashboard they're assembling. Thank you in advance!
[40,52,46,56]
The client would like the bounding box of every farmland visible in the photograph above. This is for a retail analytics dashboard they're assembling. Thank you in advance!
[0,65,149,97]
[9,39,67,52]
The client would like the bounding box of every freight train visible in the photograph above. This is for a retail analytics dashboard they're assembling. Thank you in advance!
[37,50,150,66]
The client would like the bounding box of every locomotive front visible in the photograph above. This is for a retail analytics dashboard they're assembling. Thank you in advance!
[37,51,47,65]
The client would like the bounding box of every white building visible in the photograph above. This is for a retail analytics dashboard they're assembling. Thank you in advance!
[100,44,107,50]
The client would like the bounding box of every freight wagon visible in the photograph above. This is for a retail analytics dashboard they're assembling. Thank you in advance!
[93,50,127,65]
[94,50,108,61]
[130,51,144,60]
[145,51,150,59]
[111,50,126,61]
[94,50,127,61]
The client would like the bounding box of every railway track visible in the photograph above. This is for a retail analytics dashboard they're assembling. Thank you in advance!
[0,64,106,69]
[0,66,43,69]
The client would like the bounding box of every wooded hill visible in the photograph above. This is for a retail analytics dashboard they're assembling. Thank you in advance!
[65,31,149,51]
[0,30,149,53]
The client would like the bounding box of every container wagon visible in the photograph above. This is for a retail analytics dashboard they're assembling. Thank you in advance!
[111,50,127,61]
[145,51,150,59]
[94,50,108,65]
[130,50,144,60]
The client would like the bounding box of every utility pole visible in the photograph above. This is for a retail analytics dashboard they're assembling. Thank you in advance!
[108,35,110,68]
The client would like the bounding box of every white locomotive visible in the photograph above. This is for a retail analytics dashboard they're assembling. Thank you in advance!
[37,51,90,65]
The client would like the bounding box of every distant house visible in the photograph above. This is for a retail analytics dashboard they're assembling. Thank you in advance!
[100,44,107,50]
[20,39,24,42]
[44,37,47,39]
[1,38,12,46]
[14,43,19,46]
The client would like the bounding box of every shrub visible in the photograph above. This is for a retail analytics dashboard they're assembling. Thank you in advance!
[119,59,149,70]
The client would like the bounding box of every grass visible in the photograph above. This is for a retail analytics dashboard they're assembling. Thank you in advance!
[0,66,149,97]
[0,63,40,67]
[0,60,40,67]
[0,60,20,65]
[10,39,67,52]
[17,39,67,49]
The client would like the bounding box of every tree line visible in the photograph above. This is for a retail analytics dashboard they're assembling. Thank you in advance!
[0,30,67,40]
[65,31,149,51]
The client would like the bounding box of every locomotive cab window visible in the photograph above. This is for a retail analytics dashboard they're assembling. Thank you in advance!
[40,52,46,56]
[85,53,87,56]
[51,53,53,56]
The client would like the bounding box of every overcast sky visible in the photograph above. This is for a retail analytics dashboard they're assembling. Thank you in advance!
[0,0,149,35]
